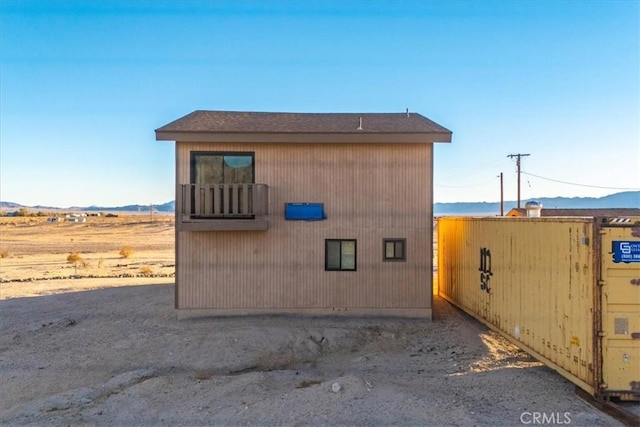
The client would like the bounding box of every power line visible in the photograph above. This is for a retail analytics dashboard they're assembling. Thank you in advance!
[437,157,510,180]
[435,183,489,189]
[522,171,640,191]
[435,175,499,189]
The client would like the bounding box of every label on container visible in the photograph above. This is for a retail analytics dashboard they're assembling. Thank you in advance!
[612,241,640,263]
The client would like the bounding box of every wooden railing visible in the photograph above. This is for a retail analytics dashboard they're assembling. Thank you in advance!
[179,183,268,220]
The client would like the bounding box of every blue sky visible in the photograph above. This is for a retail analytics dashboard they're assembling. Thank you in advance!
[1,0,638,207]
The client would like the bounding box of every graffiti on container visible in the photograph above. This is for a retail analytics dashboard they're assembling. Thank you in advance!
[479,247,493,293]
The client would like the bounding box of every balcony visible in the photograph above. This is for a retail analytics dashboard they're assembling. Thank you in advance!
[177,183,269,231]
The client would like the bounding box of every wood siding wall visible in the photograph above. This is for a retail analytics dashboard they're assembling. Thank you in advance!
[175,142,434,315]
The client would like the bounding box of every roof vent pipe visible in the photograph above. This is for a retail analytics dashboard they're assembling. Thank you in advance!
[357,117,363,130]
[406,108,410,117]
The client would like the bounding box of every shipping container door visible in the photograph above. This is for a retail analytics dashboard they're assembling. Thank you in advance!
[600,224,640,399]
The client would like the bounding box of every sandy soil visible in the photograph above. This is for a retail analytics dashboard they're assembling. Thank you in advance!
[0,216,175,291]
[0,216,635,426]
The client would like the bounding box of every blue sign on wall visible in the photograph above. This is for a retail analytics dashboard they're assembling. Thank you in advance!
[612,241,640,263]
[284,203,327,221]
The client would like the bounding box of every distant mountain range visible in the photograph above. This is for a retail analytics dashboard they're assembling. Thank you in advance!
[1,191,638,215]
[0,200,176,213]
[433,191,639,215]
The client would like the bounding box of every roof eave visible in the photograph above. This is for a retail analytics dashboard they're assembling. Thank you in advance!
[155,130,452,144]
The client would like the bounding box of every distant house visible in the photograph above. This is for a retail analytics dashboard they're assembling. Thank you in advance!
[156,110,452,317]
[506,207,640,218]
[65,214,86,223]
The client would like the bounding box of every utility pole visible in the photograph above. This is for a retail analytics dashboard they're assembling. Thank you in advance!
[507,153,530,209]
[498,172,504,216]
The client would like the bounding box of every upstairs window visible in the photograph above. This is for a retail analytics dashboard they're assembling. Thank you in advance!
[325,239,357,271]
[383,238,406,262]
[191,152,254,185]
[188,152,255,217]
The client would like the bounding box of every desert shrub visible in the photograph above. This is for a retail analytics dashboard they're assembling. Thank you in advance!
[119,245,134,258]
[140,266,152,276]
[193,370,214,381]
[67,253,82,264]
[0,250,9,259]
[97,257,104,268]
[66,253,83,274]
[296,380,321,389]
[254,343,316,371]
[13,207,30,217]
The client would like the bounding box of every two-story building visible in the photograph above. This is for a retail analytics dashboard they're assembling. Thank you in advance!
[156,110,452,318]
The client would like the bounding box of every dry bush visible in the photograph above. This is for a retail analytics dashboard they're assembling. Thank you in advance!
[140,266,153,276]
[254,352,295,371]
[254,345,317,372]
[66,253,83,274]
[193,370,214,381]
[0,250,9,259]
[66,253,83,264]
[296,380,321,389]
[119,245,134,258]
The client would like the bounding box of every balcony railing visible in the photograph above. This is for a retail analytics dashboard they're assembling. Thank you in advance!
[177,183,269,231]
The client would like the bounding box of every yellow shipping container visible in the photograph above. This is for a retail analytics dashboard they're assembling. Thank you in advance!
[438,216,640,401]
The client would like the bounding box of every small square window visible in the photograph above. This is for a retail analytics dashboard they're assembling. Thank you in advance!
[383,239,406,262]
[325,239,357,271]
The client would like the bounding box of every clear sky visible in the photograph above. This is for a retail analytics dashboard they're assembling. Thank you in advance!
[1,0,638,207]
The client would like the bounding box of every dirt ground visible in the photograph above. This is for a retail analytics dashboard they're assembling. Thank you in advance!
[0,215,175,288]
[0,216,636,426]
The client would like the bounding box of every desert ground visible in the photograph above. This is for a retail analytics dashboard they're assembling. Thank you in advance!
[0,215,636,426]
[0,215,175,291]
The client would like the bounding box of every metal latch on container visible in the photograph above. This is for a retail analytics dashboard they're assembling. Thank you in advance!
[598,331,606,337]
[598,280,606,286]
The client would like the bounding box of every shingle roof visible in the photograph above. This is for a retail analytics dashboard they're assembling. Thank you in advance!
[156,110,451,134]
